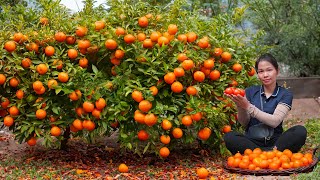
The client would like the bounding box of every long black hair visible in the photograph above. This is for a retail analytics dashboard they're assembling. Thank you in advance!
[255,53,279,71]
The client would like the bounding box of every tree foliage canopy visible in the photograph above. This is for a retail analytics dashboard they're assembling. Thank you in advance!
[243,0,320,76]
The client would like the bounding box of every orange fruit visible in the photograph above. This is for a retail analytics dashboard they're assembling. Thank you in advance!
[95,98,106,110]
[181,115,193,126]
[13,32,24,43]
[138,100,152,113]
[213,47,223,57]
[171,81,183,93]
[197,127,211,140]
[92,108,101,119]
[9,106,19,116]
[253,148,262,155]
[73,119,83,130]
[114,49,125,59]
[186,86,197,96]
[50,126,61,137]
[82,120,95,131]
[115,27,126,36]
[124,34,136,44]
[150,31,161,42]
[66,36,76,44]
[283,149,293,158]
[159,147,170,158]
[198,38,209,49]
[21,58,32,68]
[118,163,129,173]
[36,64,48,75]
[164,72,176,84]
[78,40,91,49]
[177,53,188,62]
[144,113,157,127]
[137,130,149,141]
[75,26,88,37]
[160,135,171,145]
[9,77,19,87]
[137,33,146,41]
[161,119,172,130]
[157,36,169,46]
[191,112,202,121]
[105,39,118,50]
[196,167,209,179]
[138,16,148,28]
[1,98,10,109]
[244,149,253,155]
[16,89,24,99]
[4,41,16,52]
[168,24,178,35]
[203,59,215,69]
[181,60,194,70]
[58,72,69,83]
[222,125,231,133]
[67,49,78,59]
[36,109,47,119]
[134,110,145,124]
[149,86,158,96]
[248,67,256,76]
[27,137,37,146]
[291,152,304,161]
[232,63,242,72]
[177,34,187,43]
[40,17,49,25]
[193,71,205,82]
[0,74,6,85]
[47,79,58,89]
[83,101,94,113]
[3,116,14,127]
[55,31,66,42]
[44,46,55,56]
[142,39,153,48]
[186,32,197,43]
[172,127,183,139]
[221,52,232,63]
[94,21,105,31]
[173,67,185,77]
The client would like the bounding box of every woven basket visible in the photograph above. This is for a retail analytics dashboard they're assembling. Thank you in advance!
[223,148,320,176]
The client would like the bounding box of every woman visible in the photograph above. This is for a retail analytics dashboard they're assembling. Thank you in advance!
[224,53,307,155]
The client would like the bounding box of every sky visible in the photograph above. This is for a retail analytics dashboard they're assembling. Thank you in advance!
[60,0,106,12]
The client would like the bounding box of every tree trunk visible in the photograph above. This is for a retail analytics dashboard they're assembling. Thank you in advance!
[61,126,70,150]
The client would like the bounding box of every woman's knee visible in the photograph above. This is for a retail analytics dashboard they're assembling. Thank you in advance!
[293,125,307,137]
[223,131,239,143]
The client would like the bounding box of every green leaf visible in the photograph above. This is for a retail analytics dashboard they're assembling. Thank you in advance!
[143,142,150,154]
[52,107,59,114]
[120,132,128,139]
[92,65,98,74]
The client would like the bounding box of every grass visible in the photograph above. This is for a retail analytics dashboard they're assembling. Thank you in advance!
[293,118,320,180]
[0,158,77,180]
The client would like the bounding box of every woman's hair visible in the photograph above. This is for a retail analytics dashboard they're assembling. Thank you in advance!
[255,53,279,71]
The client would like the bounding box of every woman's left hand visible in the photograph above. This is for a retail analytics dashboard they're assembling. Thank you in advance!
[225,94,251,110]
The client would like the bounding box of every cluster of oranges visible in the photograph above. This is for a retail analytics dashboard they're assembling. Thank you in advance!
[0,0,260,155]
[224,87,245,97]
[227,148,313,170]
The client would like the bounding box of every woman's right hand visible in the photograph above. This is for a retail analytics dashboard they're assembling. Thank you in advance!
[224,93,251,110]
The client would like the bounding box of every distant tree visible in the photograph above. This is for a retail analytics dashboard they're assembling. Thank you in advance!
[242,0,320,76]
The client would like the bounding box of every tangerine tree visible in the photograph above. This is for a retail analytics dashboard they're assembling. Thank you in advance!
[0,0,263,156]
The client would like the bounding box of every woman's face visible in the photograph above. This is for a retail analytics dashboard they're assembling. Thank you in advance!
[257,60,279,86]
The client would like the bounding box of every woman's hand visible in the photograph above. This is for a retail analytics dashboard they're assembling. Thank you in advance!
[224,94,251,110]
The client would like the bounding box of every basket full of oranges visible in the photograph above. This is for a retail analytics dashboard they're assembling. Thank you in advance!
[223,147,319,175]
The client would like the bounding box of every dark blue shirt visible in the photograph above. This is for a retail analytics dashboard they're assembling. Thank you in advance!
[245,85,293,135]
